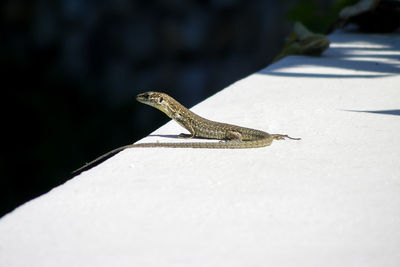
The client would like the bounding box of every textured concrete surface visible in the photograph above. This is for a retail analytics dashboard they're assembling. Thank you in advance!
[1,31,399,267]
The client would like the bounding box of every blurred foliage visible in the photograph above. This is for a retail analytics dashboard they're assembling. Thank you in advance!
[274,22,331,62]
[287,0,360,32]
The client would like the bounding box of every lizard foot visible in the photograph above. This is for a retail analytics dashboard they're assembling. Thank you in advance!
[272,134,301,140]
[178,133,195,139]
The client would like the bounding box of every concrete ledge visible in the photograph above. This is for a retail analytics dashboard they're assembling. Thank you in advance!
[1,31,399,267]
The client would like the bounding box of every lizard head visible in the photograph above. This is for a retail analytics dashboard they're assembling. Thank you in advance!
[136,91,181,119]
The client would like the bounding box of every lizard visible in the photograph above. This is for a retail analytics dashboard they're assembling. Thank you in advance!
[72,91,300,174]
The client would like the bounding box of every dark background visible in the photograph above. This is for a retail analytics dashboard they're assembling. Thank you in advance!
[1,0,351,217]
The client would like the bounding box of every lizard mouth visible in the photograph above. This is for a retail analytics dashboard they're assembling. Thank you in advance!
[136,92,150,103]
[136,92,170,116]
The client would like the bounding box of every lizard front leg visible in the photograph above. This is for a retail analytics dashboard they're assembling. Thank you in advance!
[178,123,196,139]
[178,133,195,139]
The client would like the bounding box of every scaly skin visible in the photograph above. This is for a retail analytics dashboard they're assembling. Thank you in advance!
[72,92,300,173]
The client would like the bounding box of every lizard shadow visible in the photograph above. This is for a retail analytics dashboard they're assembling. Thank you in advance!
[148,134,213,140]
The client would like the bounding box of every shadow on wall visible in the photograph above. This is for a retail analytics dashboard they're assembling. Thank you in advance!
[259,31,400,78]
[343,109,400,116]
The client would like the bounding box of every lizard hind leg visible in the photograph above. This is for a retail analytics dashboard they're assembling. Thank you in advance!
[226,130,243,141]
[218,130,242,144]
